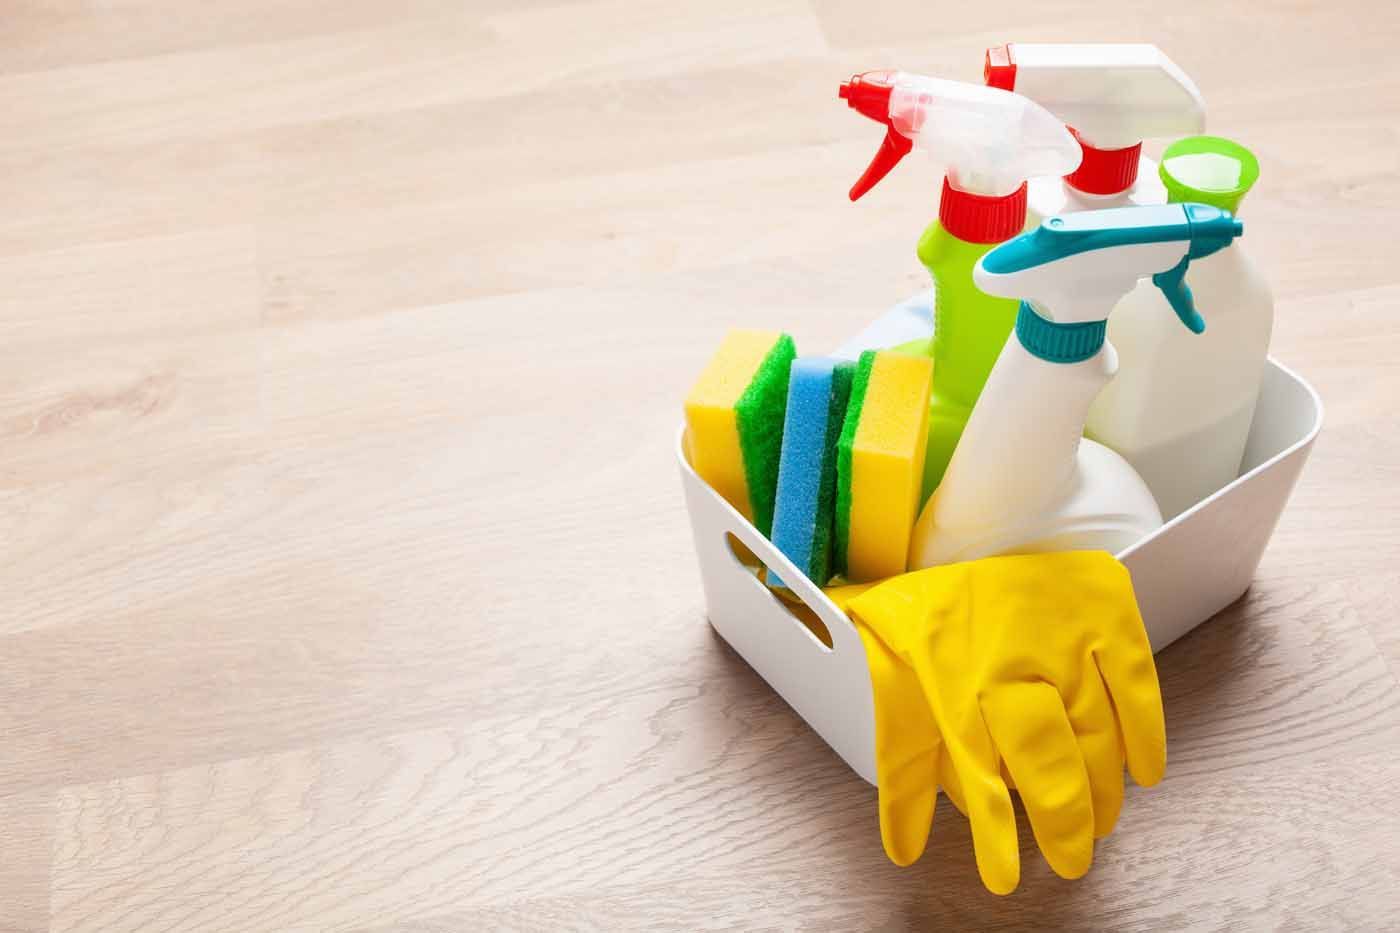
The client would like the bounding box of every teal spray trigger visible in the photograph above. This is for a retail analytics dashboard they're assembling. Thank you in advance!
[976,202,1243,351]
[1151,257,1201,333]
[1153,202,1247,332]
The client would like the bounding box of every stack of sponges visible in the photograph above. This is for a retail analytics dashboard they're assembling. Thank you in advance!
[835,350,933,582]
[685,333,932,588]
[768,358,855,590]
[684,330,796,536]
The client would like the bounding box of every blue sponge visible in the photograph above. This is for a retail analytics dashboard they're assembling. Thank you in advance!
[769,357,854,589]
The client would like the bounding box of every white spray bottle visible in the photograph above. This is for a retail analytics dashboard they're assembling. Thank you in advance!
[1087,136,1273,518]
[908,203,1244,569]
[984,43,1205,222]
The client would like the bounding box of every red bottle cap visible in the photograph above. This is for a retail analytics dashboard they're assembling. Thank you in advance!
[984,44,1017,91]
[938,177,1027,243]
[1064,128,1142,195]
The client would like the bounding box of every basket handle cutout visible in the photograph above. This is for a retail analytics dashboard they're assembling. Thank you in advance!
[724,532,834,651]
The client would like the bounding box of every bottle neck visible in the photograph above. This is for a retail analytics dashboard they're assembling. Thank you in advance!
[917,223,1019,409]
[1015,303,1106,363]
[938,177,1028,243]
[1064,130,1142,197]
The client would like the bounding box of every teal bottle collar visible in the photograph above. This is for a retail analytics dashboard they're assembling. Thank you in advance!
[1015,302,1105,363]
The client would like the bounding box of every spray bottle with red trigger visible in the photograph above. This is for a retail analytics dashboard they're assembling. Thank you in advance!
[834,71,1080,504]
[984,43,1206,224]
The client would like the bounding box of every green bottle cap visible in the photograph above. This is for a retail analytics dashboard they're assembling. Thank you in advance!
[1159,135,1259,214]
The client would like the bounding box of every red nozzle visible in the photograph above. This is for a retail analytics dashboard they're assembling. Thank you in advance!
[984,44,1017,91]
[839,70,896,120]
[839,71,910,200]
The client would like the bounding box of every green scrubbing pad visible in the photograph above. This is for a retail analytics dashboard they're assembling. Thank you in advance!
[833,351,874,576]
[684,330,796,536]
[734,335,797,535]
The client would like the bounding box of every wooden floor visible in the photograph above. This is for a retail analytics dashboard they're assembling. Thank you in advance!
[2,0,1398,929]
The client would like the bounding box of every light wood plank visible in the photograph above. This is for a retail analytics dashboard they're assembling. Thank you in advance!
[0,791,54,933]
[2,0,1399,928]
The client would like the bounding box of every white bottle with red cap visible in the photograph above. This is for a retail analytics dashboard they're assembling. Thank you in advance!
[984,43,1206,223]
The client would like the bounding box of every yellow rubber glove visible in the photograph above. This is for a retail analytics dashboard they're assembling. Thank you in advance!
[826,582,968,865]
[836,551,1166,895]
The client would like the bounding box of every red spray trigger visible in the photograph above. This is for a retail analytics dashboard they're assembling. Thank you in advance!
[849,126,912,201]
[839,71,911,200]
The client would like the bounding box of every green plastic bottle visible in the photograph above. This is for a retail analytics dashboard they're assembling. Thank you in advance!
[915,210,1022,502]
[839,70,1082,506]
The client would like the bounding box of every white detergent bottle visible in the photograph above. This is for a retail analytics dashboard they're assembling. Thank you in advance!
[984,43,1205,223]
[1087,137,1271,518]
[909,203,1244,568]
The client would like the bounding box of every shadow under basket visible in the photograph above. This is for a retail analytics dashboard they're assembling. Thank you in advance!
[677,349,1322,786]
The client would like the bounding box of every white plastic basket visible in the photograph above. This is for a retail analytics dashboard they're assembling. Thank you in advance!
[677,309,1322,785]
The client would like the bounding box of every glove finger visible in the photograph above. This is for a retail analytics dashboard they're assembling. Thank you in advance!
[1094,645,1166,788]
[1083,559,1166,788]
[958,761,1021,895]
[982,683,1095,881]
[939,728,1019,895]
[855,623,940,866]
[1065,665,1127,839]
[876,725,940,867]
[878,745,940,866]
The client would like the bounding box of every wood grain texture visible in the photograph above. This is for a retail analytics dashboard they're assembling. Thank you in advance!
[0,0,1397,929]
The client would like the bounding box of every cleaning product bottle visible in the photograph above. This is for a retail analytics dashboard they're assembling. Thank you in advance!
[908,203,1244,569]
[984,43,1205,223]
[1086,137,1271,519]
[837,71,1081,503]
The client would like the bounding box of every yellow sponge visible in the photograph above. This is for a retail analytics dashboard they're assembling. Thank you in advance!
[835,350,933,582]
[684,329,796,536]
